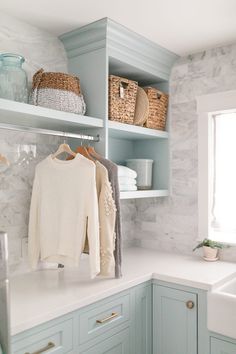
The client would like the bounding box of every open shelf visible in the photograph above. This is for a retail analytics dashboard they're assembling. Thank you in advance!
[120,189,169,200]
[108,120,168,140]
[109,56,167,86]
[0,98,103,132]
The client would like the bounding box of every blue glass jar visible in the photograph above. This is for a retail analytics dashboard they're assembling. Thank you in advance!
[0,53,28,103]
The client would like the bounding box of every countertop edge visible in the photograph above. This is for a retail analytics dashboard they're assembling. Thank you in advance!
[11,271,223,336]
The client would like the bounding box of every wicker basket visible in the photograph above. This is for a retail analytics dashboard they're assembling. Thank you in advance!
[144,87,168,130]
[31,69,86,115]
[109,75,138,124]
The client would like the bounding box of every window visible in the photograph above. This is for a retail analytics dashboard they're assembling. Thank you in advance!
[211,113,236,242]
[197,90,236,244]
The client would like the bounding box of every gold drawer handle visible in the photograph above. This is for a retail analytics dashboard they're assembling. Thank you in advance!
[96,312,119,324]
[186,300,194,309]
[25,341,55,354]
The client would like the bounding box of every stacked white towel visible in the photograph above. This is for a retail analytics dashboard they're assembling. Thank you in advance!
[118,166,137,191]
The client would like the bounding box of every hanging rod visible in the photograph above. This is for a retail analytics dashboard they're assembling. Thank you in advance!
[0,123,100,142]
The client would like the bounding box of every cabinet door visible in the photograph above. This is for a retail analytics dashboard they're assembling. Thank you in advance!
[211,337,236,354]
[80,327,130,354]
[153,285,197,354]
[135,285,152,354]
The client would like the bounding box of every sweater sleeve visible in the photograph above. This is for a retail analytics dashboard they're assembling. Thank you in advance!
[87,166,100,278]
[99,180,116,276]
[28,170,40,269]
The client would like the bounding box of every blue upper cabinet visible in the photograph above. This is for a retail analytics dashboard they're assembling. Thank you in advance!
[153,284,197,354]
[60,18,179,198]
[60,18,178,83]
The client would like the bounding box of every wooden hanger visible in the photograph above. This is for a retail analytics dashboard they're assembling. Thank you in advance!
[0,154,10,166]
[76,146,95,162]
[86,146,101,159]
[52,141,77,159]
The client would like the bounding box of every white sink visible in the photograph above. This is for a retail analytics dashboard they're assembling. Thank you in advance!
[208,277,236,339]
[220,278,236,295]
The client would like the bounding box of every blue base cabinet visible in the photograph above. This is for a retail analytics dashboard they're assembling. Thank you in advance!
[12,282,152,354]
[153,283,197,354]
[135,284,152,354]
[14,279,236,354]
[210,335,236,354]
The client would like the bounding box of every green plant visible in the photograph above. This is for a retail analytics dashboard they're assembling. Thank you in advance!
[193,238,230,252]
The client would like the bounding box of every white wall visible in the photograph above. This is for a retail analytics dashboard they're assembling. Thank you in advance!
[0,13,68,82]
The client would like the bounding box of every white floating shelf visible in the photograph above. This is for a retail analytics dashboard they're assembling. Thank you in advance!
[120,189,169,200]
[108,120,168,140]
[0,98,103,132]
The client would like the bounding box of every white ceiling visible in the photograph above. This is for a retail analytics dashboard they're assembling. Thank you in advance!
[1,0,236,55]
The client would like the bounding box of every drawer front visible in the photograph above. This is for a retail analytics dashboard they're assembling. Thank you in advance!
[80,327,131,354]
[12,318,73,354]
[211,337,236,354]
[78,292,131,345]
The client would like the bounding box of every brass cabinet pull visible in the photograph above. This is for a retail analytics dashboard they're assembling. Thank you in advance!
[25,341,55,354]
[96,312,119,324]
[186,300,194,309]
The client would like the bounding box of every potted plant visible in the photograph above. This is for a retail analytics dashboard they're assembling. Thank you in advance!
[193,238,229,261]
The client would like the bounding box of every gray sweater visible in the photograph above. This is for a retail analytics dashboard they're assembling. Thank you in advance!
[91,155,122,278]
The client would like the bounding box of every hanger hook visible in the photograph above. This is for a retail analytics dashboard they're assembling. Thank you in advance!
[63,132,67,144]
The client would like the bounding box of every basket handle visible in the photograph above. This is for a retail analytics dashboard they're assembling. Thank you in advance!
[75,76,81,95]
[75,76,86,114]
[80,95,86,115]
[155,90,163,100]
[119,81,129,99]
[32,69,44,106]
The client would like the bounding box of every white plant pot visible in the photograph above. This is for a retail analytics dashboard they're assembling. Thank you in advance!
[203,246,218,261]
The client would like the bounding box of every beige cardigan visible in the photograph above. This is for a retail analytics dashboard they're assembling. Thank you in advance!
[96,161,116,275]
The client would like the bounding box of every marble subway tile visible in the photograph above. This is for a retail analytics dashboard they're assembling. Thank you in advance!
[133,42,236,262]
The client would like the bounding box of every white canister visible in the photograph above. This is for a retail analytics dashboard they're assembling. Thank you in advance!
[125,159,154,190]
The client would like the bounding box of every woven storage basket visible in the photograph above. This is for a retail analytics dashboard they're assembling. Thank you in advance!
[109,75,138,124]
[144,87,168,130]
[31,69,86,115]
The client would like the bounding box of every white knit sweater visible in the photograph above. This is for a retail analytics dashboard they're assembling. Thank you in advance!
[28,154,100,278]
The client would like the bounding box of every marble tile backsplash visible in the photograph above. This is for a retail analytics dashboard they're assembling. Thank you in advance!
[0,13,69,273]
[0,13,136,273]
[0,130,62,273]
[134,42,236,262]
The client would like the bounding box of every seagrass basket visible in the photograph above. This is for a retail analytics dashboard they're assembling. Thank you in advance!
[31,69,86,115]
[109,75,138,124]
[144,87,168,130]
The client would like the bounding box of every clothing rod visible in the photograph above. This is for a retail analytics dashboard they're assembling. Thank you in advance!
[0,123,100,142]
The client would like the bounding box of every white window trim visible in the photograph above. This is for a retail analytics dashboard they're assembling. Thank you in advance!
[197,90,236,244]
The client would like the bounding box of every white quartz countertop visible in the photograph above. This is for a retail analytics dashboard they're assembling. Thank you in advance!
[11,247,236,336]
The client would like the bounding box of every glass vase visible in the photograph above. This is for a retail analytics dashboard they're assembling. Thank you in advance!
[0,53,28,103]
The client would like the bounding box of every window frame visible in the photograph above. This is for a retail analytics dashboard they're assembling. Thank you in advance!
[197,90,236,244]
